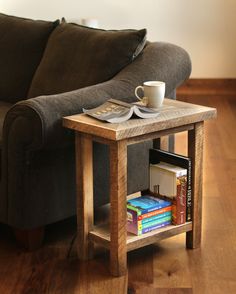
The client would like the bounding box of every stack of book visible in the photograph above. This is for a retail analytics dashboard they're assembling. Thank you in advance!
[127,195,172,236]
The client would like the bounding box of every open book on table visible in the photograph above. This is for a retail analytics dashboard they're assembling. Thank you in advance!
[83,99,160,123]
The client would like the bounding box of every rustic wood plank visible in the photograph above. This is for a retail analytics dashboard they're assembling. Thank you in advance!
[128,246,154,293]
[127,223,192,252]
[89,135,114,146]
[160,136,169,151]
[109,140,128,276]
[75,133,94,259]
[2,95,236,294]
[63,99,216,141]
[186,122,204,248]
[89,222,192,252]
[128,124,194,145]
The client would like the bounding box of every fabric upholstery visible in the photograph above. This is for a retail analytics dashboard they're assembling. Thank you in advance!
[1,41,191,228]
[0,13,59,103]
[0,101,12,182]
[28,23,147,98]
[22,42,191,150]
[0,102,12,147]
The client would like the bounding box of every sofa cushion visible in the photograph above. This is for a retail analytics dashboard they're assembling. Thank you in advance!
[28,23,147,98]
[0,13,59,103]
[0,101,13,147]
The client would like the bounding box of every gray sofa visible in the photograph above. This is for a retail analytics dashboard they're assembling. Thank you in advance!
[0,13,191,248]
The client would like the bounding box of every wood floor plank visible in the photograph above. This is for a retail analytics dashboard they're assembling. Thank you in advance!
[128,246,154,292]
[0,94,236,293]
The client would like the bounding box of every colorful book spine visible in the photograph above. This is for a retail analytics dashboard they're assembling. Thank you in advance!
[140,215,171,229]
[142,211,172,225]
[186,160,192,222]
[127,195,172,235]
[127,214,171,235]
[171,175,187,225]
[138,205,172,220]
[141,221,171,235]
[127,206,172,230]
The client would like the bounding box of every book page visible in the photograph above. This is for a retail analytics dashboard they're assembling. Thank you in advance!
[83,99,159,122]
[133,106,159,118]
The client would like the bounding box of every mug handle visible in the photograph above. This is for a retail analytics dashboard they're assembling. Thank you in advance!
[135,86,144,100]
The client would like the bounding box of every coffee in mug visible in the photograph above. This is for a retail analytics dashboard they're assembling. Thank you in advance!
[135,81,165,108]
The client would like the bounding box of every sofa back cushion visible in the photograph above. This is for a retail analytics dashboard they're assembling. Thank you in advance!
[0,13,59,103]
[28,23,147,98]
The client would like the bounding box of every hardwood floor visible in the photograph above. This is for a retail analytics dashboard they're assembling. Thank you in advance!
[0,93,235,294]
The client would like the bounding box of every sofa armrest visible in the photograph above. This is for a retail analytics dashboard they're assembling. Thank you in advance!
[114,41,191,96]
[3,41,191,150]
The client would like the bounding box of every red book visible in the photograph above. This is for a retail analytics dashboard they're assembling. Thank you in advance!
[172,175,187,225]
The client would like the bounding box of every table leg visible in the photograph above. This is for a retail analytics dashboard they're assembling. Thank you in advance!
[186,122,204,249]
[76,133,94,259]
[109,140,127,276]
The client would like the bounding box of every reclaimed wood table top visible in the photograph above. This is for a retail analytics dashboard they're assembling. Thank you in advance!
[63,98,217,141]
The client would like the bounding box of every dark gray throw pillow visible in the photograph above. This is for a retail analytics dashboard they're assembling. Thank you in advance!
[28,23,147,98]
[0,13,59,103]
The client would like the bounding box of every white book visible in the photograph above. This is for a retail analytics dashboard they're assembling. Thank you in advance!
[150,162,187,197]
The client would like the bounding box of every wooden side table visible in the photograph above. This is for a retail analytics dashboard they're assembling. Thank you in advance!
[63,98,216,277]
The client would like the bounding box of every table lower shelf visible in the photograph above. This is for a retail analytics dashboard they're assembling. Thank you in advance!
[89,221,192,252]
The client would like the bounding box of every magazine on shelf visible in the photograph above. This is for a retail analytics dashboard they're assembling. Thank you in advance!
[83,98,160,123]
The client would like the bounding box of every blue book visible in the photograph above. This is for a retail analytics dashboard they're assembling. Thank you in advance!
[142,211,172,224]
[142,221,171,234]
[141,215,171,229]
[127,195,172,214]
[127,214,171,235]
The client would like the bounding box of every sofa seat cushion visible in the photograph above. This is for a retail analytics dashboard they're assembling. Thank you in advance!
[28,23,147,98]
[0,101,12,147]
[0,13,59,103]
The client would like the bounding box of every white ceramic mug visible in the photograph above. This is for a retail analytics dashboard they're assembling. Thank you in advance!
[135,81,165,108]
